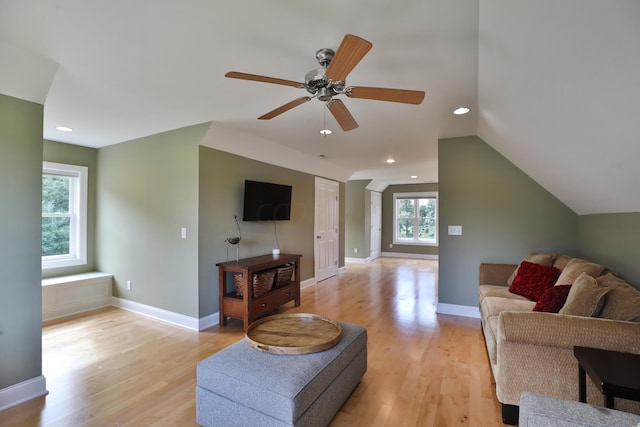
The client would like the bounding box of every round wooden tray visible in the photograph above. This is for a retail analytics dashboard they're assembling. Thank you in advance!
[245,313,342,355]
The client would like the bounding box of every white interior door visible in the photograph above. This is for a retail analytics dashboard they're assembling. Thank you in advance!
[314,177,339,282]
[370,191,381,260]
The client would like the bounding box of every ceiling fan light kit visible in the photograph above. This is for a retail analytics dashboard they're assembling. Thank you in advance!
[225,34,426,132]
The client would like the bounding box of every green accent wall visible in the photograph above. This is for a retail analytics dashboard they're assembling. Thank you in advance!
[0,94,43,389]
[198,146,340,316]
[345,180,371,259]
[382,183,440,256]
[577,213,640,289]
[96,124,205,317]
[438,136,578,306]
[42,140,98,278]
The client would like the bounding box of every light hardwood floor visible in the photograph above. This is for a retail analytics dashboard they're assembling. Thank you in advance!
[2,258,505,426]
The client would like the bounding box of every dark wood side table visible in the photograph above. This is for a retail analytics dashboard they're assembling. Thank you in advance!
[217,253,301,330]
[573,346,640,409]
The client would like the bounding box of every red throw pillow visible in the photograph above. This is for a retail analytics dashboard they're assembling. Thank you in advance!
[509,260,561,301]
[533,285,572,312]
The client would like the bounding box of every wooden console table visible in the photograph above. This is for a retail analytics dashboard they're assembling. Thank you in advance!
[217,253,301,330]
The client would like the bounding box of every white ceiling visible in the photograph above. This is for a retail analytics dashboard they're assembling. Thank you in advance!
[1,1,639,215]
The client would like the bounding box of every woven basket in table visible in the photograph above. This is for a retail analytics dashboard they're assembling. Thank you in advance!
[234,269,276,298]
[275,263,295,287]
[233,273,247,297]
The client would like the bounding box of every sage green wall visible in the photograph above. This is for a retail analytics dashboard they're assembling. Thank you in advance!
[345,180,370,259]
[42,140,98,278]
[198,146,338,316]
[96,124,206,317]
[577,213,640,289]
[382,183,440,256]
[0,94,43,390]
[438,136,578,307]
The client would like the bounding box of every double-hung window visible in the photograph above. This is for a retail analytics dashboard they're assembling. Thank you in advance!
[42,162,88,269]
[393,192,438,246]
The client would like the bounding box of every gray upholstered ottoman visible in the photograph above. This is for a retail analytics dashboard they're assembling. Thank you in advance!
[196,321,367,427]
[519,392,640,426]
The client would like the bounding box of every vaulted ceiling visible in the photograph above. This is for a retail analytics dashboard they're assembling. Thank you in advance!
[1,1,638,215]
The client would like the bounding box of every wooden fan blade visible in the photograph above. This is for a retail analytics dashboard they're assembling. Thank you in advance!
[348,86,425,105]
[258,97,311,120]
[324,34,373,82]
[225,71,305,88]
[326,99,358,131]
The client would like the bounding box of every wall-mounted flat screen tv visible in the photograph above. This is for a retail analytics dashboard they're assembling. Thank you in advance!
[243,180,292,221]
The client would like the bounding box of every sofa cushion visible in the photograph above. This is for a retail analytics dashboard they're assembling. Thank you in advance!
[481,296,537,327]
[559,273,609,317]
[554,258,605,286]
[507,253,556,286]
[479,284,530,306]
[533,284,572,313]
[509,261,561,301]
[596,273,640,322]
[551,254,573,270]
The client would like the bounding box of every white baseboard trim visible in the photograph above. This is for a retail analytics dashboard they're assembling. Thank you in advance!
[301,278,315,289]
[436,303,481,319]
[345,257,371,263]
[0,375,48,412]
[198,312,220,331]
[380,252,439,260]
[112,297,205,331]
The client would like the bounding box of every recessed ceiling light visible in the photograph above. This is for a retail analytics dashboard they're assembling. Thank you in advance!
[386,158,395,164]
[56,126,73,132]
[319,129,332,135]
[411,175,418,179]
[453,107,470,115]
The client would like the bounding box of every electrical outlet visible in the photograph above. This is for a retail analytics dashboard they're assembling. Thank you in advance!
[354,248,358,254]
[389,243,393,249]
[127,280,132,291]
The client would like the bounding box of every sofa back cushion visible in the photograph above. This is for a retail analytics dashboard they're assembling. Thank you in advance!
[551,254,573,270]
[554,258,606,286]
[596,273,640,322]
[559,272,609,317]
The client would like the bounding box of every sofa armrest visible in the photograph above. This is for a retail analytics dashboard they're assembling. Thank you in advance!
[479,263,517,287]
[495,311,640,408]
[498,311,640,353]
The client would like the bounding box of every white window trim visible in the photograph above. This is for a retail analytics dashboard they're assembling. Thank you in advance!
[42,162,88,269]
[393,191,438,247]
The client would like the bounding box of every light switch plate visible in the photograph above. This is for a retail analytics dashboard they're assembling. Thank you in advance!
[448,225,462,236]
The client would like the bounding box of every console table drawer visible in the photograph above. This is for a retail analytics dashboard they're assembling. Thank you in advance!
[251,285,298,317]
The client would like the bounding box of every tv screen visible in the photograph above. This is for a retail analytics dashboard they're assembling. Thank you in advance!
[242,180,292,221]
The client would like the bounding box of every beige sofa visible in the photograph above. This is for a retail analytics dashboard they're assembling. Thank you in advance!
[478,253,640,424]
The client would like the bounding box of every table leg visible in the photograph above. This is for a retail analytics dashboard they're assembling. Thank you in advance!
[578,364,586,403]
[605,394,615,409]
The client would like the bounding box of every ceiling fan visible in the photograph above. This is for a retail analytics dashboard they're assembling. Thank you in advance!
[225,34,426,131]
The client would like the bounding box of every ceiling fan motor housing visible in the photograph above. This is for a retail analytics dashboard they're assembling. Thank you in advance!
[305,69,345,99]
